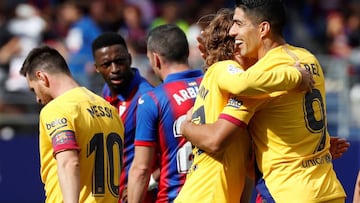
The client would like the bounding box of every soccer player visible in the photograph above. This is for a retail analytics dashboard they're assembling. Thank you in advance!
[179,1,346,202]
[91,32,155,203]
[19,46,124,202]
[127,24,203,203]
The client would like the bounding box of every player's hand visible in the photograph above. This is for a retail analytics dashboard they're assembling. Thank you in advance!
[180,107,193,138]
[197,31,207,60]
[121,186,128,203]
[296,61,315,92]
[330,137,350,160]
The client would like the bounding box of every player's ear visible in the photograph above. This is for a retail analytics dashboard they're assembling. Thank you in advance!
[94,63,99,73]
[153,52,161,70]
[36,71,50,87]
[259,21,270,38]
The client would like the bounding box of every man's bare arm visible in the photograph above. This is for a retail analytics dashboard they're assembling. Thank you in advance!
[128,146,155,203]
[180,109,245,153]
[56,150,80,203]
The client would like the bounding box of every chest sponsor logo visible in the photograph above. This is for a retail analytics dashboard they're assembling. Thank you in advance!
[301,153,331,168]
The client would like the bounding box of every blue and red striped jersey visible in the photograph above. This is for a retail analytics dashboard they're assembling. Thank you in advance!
[135,69,203,202]
[102,68,153,199]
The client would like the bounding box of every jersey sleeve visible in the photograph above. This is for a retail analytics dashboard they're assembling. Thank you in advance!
[134,93,158,147]
[39,105,80,156]
[219,95,267,126]
[218,64,302,96]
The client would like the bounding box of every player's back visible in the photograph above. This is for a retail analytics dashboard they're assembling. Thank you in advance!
[40,87,124,203]
[247,45,346,202]
[136,69,202,202]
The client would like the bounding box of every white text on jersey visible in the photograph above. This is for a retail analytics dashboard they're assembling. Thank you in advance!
[173,86,199,105]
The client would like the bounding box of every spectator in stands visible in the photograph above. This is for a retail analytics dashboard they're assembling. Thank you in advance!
[150,1,189,34]
[0,10,21,114]
[65,0,105,93]
[118,3,158,86]
[5,3,46,92]
[326,11,352,59]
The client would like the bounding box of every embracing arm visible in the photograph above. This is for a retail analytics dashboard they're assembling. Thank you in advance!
[55,150,80,203]
[219,62,314,96]
[330,136,350,159]
[128,146,156,203]
[180,109,245,153]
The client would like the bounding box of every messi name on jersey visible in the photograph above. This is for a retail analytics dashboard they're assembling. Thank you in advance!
[86,105,113,119]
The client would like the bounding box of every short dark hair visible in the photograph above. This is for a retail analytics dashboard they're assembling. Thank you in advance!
[147,24,189,63]
[91,32,128,56]
[20,46,70,80]
[235,0,286,36]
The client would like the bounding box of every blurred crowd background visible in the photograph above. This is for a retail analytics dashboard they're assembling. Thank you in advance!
[0,0,359,134]
[0,1,360,202]
[0,0,358,133]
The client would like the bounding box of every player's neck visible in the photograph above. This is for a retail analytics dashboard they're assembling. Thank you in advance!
[258,37,286,59]
[51,75,79,98]
[162,63,190,80]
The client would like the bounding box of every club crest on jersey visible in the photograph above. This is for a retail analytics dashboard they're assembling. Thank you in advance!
[51,130,76,147]
[226,96,243,108]
[227,64,244,74]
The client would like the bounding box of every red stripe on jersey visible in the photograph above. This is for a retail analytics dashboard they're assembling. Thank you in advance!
[134,140,157,147]
[219,113,247,128]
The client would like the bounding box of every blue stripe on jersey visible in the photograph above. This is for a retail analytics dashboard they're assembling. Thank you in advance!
[255,156,275,203]
[102,68,153,196]
[256,178,276,203]
[135,69,203,202]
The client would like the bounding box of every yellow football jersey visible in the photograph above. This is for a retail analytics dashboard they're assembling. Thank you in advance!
[39,87,124,203]
[222,45,346,202]
[175,60,252,203]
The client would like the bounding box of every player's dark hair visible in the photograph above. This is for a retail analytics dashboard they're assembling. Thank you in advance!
[20,46,70,80]
[147,24,189,64]
[91,32,128,56]
[235,0,286,36]
[200,8,235,67]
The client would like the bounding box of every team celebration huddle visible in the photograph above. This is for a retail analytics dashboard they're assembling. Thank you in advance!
[21,0,355,202]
